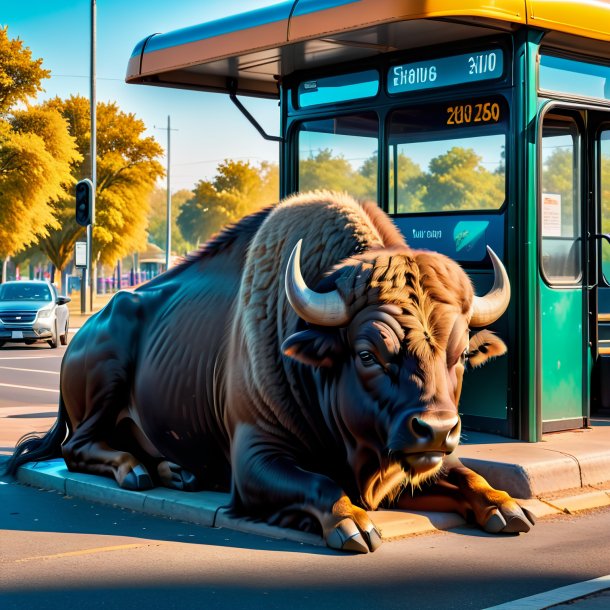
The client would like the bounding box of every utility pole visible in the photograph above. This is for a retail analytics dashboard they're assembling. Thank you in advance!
[165,115,171,270]
[155,116,177,270]
[89,0,96,311]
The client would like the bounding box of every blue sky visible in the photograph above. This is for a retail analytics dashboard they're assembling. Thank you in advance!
[2,0,281,191]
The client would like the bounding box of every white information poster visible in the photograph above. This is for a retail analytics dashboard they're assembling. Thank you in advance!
[75,241,87,268]
[542,193,562,237]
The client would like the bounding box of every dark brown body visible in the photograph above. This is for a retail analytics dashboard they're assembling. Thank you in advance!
[7,192,535,552]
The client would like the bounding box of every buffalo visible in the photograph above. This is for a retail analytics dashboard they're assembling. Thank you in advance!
[7,191,535,552]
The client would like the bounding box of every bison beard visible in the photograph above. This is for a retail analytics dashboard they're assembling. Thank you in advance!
[6,190,535,553]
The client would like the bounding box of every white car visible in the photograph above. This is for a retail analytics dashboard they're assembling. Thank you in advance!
[0,280,71,349]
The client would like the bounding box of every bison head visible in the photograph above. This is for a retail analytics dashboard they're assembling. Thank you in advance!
[282,240,509,510]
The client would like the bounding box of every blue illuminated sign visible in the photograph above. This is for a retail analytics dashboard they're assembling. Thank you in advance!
[388,48,504,94]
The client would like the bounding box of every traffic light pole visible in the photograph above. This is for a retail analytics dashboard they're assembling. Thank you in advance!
[80,259,88,314]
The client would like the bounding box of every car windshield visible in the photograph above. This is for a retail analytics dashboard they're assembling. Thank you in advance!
[0,283,52,301]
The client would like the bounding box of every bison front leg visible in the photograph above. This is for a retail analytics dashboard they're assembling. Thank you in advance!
[396,457,535,534]
[231,424,382,553]
[444,459,536,533]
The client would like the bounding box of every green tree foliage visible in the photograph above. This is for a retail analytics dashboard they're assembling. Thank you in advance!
[0,27,80,259]
[178,160,278,245]
[391,152,425,212]
[147,187,193,255]
[299,147,504,214]
[414,147,505,212]
[40,95,165,269]
[299,149,375,199]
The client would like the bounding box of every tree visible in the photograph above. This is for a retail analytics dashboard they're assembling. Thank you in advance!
[178,160,278,245]
[415,147,505,212]
[0,26,49,113]
[0,27,80,262]
[389,152,424,213]
[40,96,164,271]
[147,187,193,255]
[299,149,373,198]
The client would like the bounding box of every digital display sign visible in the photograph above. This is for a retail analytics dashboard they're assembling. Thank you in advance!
[446,101,501,126]
[388,48,504,94]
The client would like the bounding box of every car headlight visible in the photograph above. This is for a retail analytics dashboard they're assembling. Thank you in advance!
[37,307,54,319]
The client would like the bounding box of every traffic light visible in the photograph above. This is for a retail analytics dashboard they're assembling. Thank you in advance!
[75,178,95,226]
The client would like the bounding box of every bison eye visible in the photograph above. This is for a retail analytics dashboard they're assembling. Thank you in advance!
[358,350,378,367]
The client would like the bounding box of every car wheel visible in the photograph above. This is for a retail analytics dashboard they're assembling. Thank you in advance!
[47,322,58,349]
[60,320,69,346]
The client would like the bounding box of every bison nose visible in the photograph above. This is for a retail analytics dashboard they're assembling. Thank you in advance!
[408,412,461,454]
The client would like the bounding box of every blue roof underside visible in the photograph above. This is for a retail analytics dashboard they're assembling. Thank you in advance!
[132,0,360,58]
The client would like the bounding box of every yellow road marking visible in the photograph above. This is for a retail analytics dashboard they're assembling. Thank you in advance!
[14,543,152,563]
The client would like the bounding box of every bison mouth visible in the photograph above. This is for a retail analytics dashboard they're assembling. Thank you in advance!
[362,450,446,510]
[401,451,445,472]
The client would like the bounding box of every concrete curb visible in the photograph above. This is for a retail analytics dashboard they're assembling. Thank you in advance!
[14,458,610,549]
[456,425,610,499]
[16,459,468,545]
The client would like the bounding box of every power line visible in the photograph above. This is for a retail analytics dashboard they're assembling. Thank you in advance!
[52,74,122,81]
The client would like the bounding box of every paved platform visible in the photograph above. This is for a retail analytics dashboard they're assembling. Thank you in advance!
[11,418,610,548]
[457,420,610,499]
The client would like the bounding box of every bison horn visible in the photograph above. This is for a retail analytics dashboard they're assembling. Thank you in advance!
[470,246,511,327]
[285,239,351,327]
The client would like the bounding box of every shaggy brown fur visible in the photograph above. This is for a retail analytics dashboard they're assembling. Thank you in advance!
[234,190,394,439]
[232,190,476,445]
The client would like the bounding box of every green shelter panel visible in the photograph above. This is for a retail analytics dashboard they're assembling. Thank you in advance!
[539,282,584,422]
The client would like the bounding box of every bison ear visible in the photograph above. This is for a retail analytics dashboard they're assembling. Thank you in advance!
[282,329,343,368]
[468,330,507,368]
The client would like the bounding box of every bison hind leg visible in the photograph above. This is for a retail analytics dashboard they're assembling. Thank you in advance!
[113,414,201,492]
[62,437,154,491]
[156,461,200,491]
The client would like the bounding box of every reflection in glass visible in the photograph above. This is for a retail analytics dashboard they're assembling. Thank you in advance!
[298,71,379,108]
[540,117,581,284]
[540,54,610,102]
[601,131,610,282]
[387,101,507,214]
[297,113,378,200]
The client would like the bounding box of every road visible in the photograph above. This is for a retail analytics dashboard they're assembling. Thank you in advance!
[0,341,65,456]
[1,339,610,610]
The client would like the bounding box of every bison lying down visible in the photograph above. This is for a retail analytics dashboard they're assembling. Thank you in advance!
[7,191,535,552]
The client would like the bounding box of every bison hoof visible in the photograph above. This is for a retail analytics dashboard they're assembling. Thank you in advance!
[326,518,382,554]
[157,461,200,491]
[121,464,153,490]
[483,505,536,534]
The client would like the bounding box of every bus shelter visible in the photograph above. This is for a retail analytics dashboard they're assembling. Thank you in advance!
[126,0,610,441]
